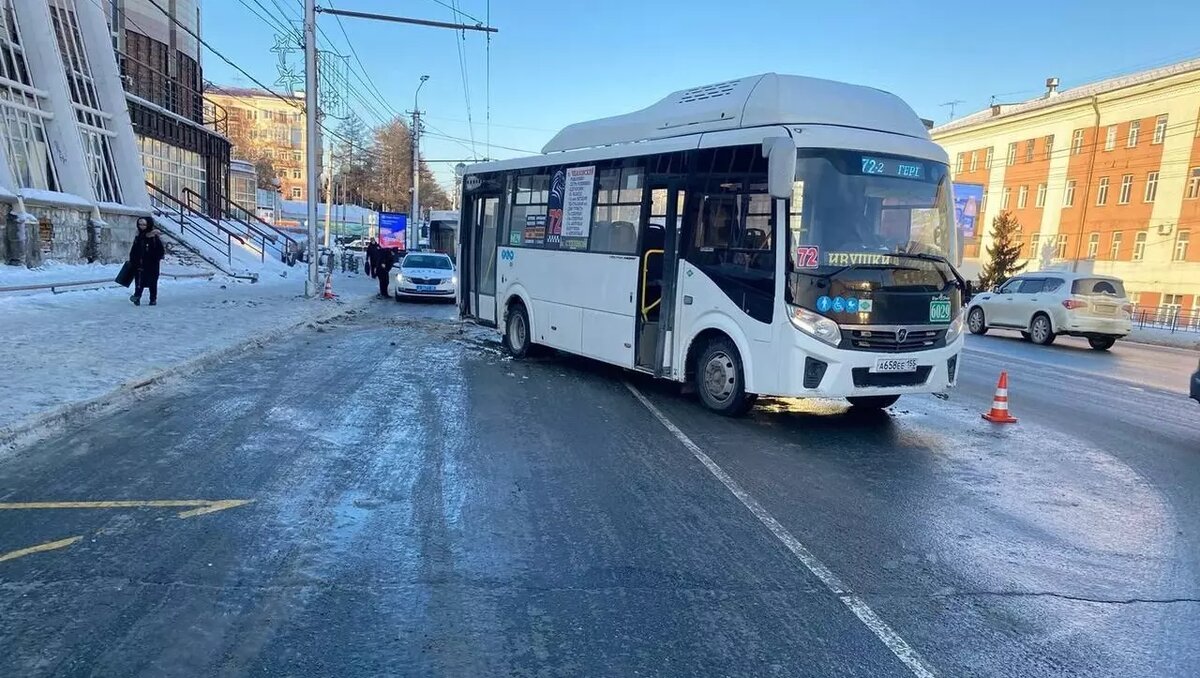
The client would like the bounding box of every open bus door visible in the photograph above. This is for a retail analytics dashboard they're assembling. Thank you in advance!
[636,180,684,377]
[461,190,501,325]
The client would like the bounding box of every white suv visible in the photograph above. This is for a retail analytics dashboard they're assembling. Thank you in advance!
[966,272,1133,350]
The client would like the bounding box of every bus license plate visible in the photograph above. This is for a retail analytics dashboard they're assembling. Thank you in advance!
[871,357,918,373]
[416,284,436,292]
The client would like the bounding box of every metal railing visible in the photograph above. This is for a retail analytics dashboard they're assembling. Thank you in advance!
[1133,307,1200,334]
[181,187,271,263]
[217,192,300,263]
[146,181,244,267]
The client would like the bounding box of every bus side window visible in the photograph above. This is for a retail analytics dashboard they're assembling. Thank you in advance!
[591,166,643,254]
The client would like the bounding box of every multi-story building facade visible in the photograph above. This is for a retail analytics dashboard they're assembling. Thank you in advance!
[934,59,1200,314]
[109,0,232,217]
[0,0,153,267]
[204,87,314,203]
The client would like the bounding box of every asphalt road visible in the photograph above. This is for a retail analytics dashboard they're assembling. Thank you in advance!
[1,299,1196,677]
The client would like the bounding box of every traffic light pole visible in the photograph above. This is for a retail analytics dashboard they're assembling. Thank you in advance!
[303,0,320,296]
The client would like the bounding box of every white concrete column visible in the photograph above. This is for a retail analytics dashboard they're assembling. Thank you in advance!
[11,0,93,201]
[75,0,150,209]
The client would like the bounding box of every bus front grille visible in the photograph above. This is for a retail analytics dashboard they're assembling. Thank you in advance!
[841,328,946,353]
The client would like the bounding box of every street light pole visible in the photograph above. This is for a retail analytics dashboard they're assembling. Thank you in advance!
[303,0,320,296]
[411,74,428,251]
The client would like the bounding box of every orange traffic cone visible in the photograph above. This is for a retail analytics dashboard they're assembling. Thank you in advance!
[981,371,1018,423]
[322,273,336,300]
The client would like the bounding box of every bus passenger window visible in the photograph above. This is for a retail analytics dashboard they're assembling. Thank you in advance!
[591,167,643,254]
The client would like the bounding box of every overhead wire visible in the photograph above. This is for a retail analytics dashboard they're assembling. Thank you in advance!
[448,0,477,159]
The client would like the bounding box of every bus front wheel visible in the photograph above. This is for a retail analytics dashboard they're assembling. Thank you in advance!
[504,303,531,358]
[695,337,755,416]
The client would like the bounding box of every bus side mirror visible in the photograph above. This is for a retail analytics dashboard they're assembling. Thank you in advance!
[763,137,796,199]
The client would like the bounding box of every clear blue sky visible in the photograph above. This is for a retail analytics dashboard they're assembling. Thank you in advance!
[202,0,1200,185]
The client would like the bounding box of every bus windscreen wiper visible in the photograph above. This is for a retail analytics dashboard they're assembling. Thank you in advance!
[882,251,968,291]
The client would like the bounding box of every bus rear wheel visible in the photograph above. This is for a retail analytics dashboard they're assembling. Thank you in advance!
[504,302,531,358]
[695,337,755,416]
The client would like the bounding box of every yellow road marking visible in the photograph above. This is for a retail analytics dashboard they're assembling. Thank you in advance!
[0,535,83,563]
[0,499,253,519]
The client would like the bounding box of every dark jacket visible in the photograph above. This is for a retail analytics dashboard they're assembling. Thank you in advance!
[366,242,380,264]
[376,247,396,277]
[130,231,165,274]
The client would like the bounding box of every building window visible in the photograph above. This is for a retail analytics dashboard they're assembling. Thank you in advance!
[1071,129,1084,155]
[1001,187,1011,209]
[955,152,963,174]
[291,168,301,179]
[1133,231,1147,261]
[981,189,988,212]
[263,110,274,121]
[984,147,993,169]
[969,151,978,172]
[1056,234,1069,259]
[1096,177,1109,205]
[1013,235,1024,256]
[1175,230,1190,261]
[291,127,302,147]
[291,186,302,199]
[1087,233,1099,259]
[49,0,122,202]
[1110,231,1123,260]
[1030,234,1041,257]
[1187,167,1200,199]
[137,135,207,206]
[1035,183,1047,208]
[1064,180,1076,207]
[1024,139,1035,163]
[1118,174,1133,204]
[1006,142,1017,166]
[1044,135,1054,160]
[292,151,301,163]
[0,1,59,191]
[1153,114,1168,144]
[1127,120,1140,148]
[1144,171,1159,203]
[1017,185,1028,208]
[1105,125,1117,151]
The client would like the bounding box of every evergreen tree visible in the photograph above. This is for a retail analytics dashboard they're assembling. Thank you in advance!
[978,211,1027,290]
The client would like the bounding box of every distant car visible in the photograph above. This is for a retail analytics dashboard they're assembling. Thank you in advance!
[1191,359,1200,403]
[966,272,1132,350]
[394,252,456,301]
[343,239,368,252]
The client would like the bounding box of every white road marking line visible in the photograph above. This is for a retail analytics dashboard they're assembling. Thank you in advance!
[625,383,938,678]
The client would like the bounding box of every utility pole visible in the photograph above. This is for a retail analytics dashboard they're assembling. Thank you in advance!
[323,139,334,248]
[303,0,320,296]
[411,74,428,251]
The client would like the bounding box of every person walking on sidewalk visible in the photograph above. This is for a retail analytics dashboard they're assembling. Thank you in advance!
[376,246,396,298]
[129,217,165,306]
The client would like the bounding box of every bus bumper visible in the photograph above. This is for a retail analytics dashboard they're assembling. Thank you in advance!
[776,335,964,399]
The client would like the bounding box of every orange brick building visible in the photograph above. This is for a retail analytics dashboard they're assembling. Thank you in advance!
[934,60,1200,315]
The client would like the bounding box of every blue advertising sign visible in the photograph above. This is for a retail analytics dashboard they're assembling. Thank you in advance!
[378,212,407,249]
[953,183,985,239]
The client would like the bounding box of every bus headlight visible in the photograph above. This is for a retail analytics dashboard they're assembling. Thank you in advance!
[945,309,967,343]
[788,304,841,347]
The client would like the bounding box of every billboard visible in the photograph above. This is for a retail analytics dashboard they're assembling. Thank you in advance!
[378,212,407,249]
[953,183,984,239]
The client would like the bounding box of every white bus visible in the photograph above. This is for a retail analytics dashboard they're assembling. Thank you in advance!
[458,73,967,414]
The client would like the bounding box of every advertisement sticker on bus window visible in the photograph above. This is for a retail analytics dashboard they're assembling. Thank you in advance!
[523,214,546,245]
[794,245,820,268]
[562,166,596,250]
[544,170,566,249]
[858,299,874,313]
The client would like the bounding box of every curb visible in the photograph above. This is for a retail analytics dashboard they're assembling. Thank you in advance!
[0,294,373,456]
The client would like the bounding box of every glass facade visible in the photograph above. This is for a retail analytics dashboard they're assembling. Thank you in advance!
[138,134,205,203]
[0,0,58,190]
[50,0,122,202]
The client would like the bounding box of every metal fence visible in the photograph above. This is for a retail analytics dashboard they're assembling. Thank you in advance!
[1133,307,1200,334]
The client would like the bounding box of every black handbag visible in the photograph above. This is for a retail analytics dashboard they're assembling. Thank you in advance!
[115,260,136,287]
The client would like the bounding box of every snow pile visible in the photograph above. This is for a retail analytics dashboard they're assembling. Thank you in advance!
[0,272,378,434]
[1125,326,1200,350]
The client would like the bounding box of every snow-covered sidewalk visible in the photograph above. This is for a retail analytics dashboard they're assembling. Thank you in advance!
[0,270,378,439]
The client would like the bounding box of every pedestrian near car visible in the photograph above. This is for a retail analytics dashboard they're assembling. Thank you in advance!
[129,217,165,306]
[376,246,396,298]
[365,239,379,277]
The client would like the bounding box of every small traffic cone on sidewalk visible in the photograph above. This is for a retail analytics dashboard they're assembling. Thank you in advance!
[322,273,336,300]
[981,371,1018,423]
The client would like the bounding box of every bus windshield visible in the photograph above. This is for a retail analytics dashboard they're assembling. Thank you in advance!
[787,149,958,280]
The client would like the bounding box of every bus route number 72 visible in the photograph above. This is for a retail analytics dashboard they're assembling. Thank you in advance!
[795,246,820,269]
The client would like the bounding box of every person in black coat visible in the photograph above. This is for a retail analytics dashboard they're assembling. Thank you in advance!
[129,217,165,306]
[365,239,380,277]
[376,246,396,298]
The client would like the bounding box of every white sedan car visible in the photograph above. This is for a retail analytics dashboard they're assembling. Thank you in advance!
[394,252,457,302]
[966,272,1132,350]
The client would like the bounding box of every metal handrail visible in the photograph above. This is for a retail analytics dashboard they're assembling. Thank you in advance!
[641,249,664,321]
[181,187,272,262]
[223,193,296,248]
[145,181,232,266]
